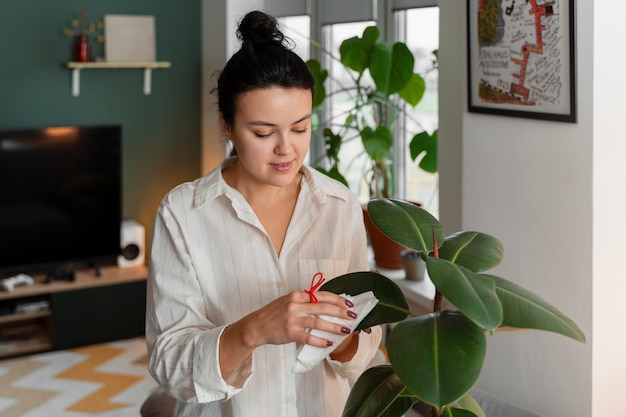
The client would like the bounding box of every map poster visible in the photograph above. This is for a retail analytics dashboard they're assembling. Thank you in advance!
[467,0,576,123]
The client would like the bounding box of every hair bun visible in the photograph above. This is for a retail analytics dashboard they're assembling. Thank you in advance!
[237,10,285,47]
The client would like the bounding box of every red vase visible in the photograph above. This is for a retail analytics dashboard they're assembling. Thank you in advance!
[74,34,91,62]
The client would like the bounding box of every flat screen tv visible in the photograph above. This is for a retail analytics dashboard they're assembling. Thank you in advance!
[0,125,122,276]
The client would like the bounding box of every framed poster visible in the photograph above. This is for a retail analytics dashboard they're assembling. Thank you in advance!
[467,0,576,123]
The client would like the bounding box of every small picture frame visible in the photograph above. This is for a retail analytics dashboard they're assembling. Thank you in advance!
[467,0,576,123]
[104,14,156,62]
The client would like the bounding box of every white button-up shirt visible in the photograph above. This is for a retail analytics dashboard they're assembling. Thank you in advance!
[146,159,382,417]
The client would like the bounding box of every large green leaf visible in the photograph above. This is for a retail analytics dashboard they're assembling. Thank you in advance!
[438,231,504,273]
[492,276,586,342]
[370,42,414,95]
[340,26,379,74]
[398,73,426,107]
[427,258,503,331]
[323,128,342,162]
[361,126,393,163]
[409,129,437,174]
[320,271,410,330]
[343,365,417,417]
[306,59,328,108]
[367,199,445,255]
[387,311,486,409]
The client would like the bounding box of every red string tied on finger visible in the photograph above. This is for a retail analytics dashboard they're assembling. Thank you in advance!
[305,272,326,303]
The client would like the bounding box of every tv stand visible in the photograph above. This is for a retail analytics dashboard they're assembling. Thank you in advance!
[0,265,147,359]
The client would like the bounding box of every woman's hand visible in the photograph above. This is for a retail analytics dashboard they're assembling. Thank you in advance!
[245,290,357,348]
[219,290,357,378]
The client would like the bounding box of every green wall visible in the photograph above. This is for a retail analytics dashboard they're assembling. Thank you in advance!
[0,0,202,258]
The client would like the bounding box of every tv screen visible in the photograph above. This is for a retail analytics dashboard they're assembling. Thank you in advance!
[0,125,122,275]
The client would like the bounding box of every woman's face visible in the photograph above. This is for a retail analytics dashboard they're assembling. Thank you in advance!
[224,87,312,189]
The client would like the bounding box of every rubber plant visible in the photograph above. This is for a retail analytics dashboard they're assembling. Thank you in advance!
[306,25,438,199]
[320,199,586,417]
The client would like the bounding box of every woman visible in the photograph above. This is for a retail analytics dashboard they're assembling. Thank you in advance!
[145,10,382,417]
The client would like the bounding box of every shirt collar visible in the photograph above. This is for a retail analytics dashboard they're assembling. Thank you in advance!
[192,157,349,210]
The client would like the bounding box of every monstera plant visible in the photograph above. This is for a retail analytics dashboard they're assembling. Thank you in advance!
[306,25,438,199]
[321,199,586,417]
[307,25,439,269]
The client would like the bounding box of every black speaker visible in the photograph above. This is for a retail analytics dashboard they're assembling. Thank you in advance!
[118,220,145,268]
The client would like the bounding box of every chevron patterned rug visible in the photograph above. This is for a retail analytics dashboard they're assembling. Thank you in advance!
[0,337,158,417]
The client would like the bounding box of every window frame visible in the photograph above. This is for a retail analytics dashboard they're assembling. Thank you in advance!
[274,0,439,205]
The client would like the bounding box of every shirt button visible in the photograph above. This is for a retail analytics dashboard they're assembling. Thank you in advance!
[276,281,285,289]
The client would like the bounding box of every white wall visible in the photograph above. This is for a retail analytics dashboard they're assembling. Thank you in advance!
[201,0,264,174]
[201,0,227,174]
[439,0,626,416]
[437,0,464,233]
[591,0,626,415]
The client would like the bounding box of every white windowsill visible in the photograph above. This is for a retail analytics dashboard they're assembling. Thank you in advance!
[368,247,436,316]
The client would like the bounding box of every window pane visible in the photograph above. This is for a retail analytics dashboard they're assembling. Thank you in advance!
[401,7,439,217]
[278,16,311,164]
[277,15,310,61]
[325,21,375,202]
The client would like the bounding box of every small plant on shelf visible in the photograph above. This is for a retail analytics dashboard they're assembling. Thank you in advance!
[61,11,104,42]
[320,198,586,417]
[61,10,104,62]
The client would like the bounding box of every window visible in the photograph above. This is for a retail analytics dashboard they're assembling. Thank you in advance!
[279,2,439,216]
[324,21,375,201]
[278,15,311,164]
[397,7,439,216]
[278,15,310,61]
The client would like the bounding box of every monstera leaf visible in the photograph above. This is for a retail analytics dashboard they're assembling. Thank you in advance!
[361,126,394,163]
[340,25,379,74]
[306,59,328,108]
[369,41,414,95]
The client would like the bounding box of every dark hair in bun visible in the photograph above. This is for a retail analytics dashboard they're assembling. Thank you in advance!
[237,10,285,47]
[217,10,314,127]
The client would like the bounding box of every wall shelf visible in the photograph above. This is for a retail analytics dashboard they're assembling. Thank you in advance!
[66,61,172,97]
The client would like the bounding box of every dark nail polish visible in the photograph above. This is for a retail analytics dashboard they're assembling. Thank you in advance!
[341,326,351,334]
[347,311,357,319]
[326,340,333,347]
[345,299,354,308]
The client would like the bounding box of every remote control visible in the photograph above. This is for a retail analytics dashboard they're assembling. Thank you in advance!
[1,274,35,292]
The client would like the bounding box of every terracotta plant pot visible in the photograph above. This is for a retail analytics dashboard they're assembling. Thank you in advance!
[362,204,406,269]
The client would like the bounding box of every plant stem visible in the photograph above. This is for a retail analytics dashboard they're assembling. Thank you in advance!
[431,226,442,313]
[433,290,443,312]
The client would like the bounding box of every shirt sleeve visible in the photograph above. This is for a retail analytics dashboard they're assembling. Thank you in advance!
[145,202,253,403]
